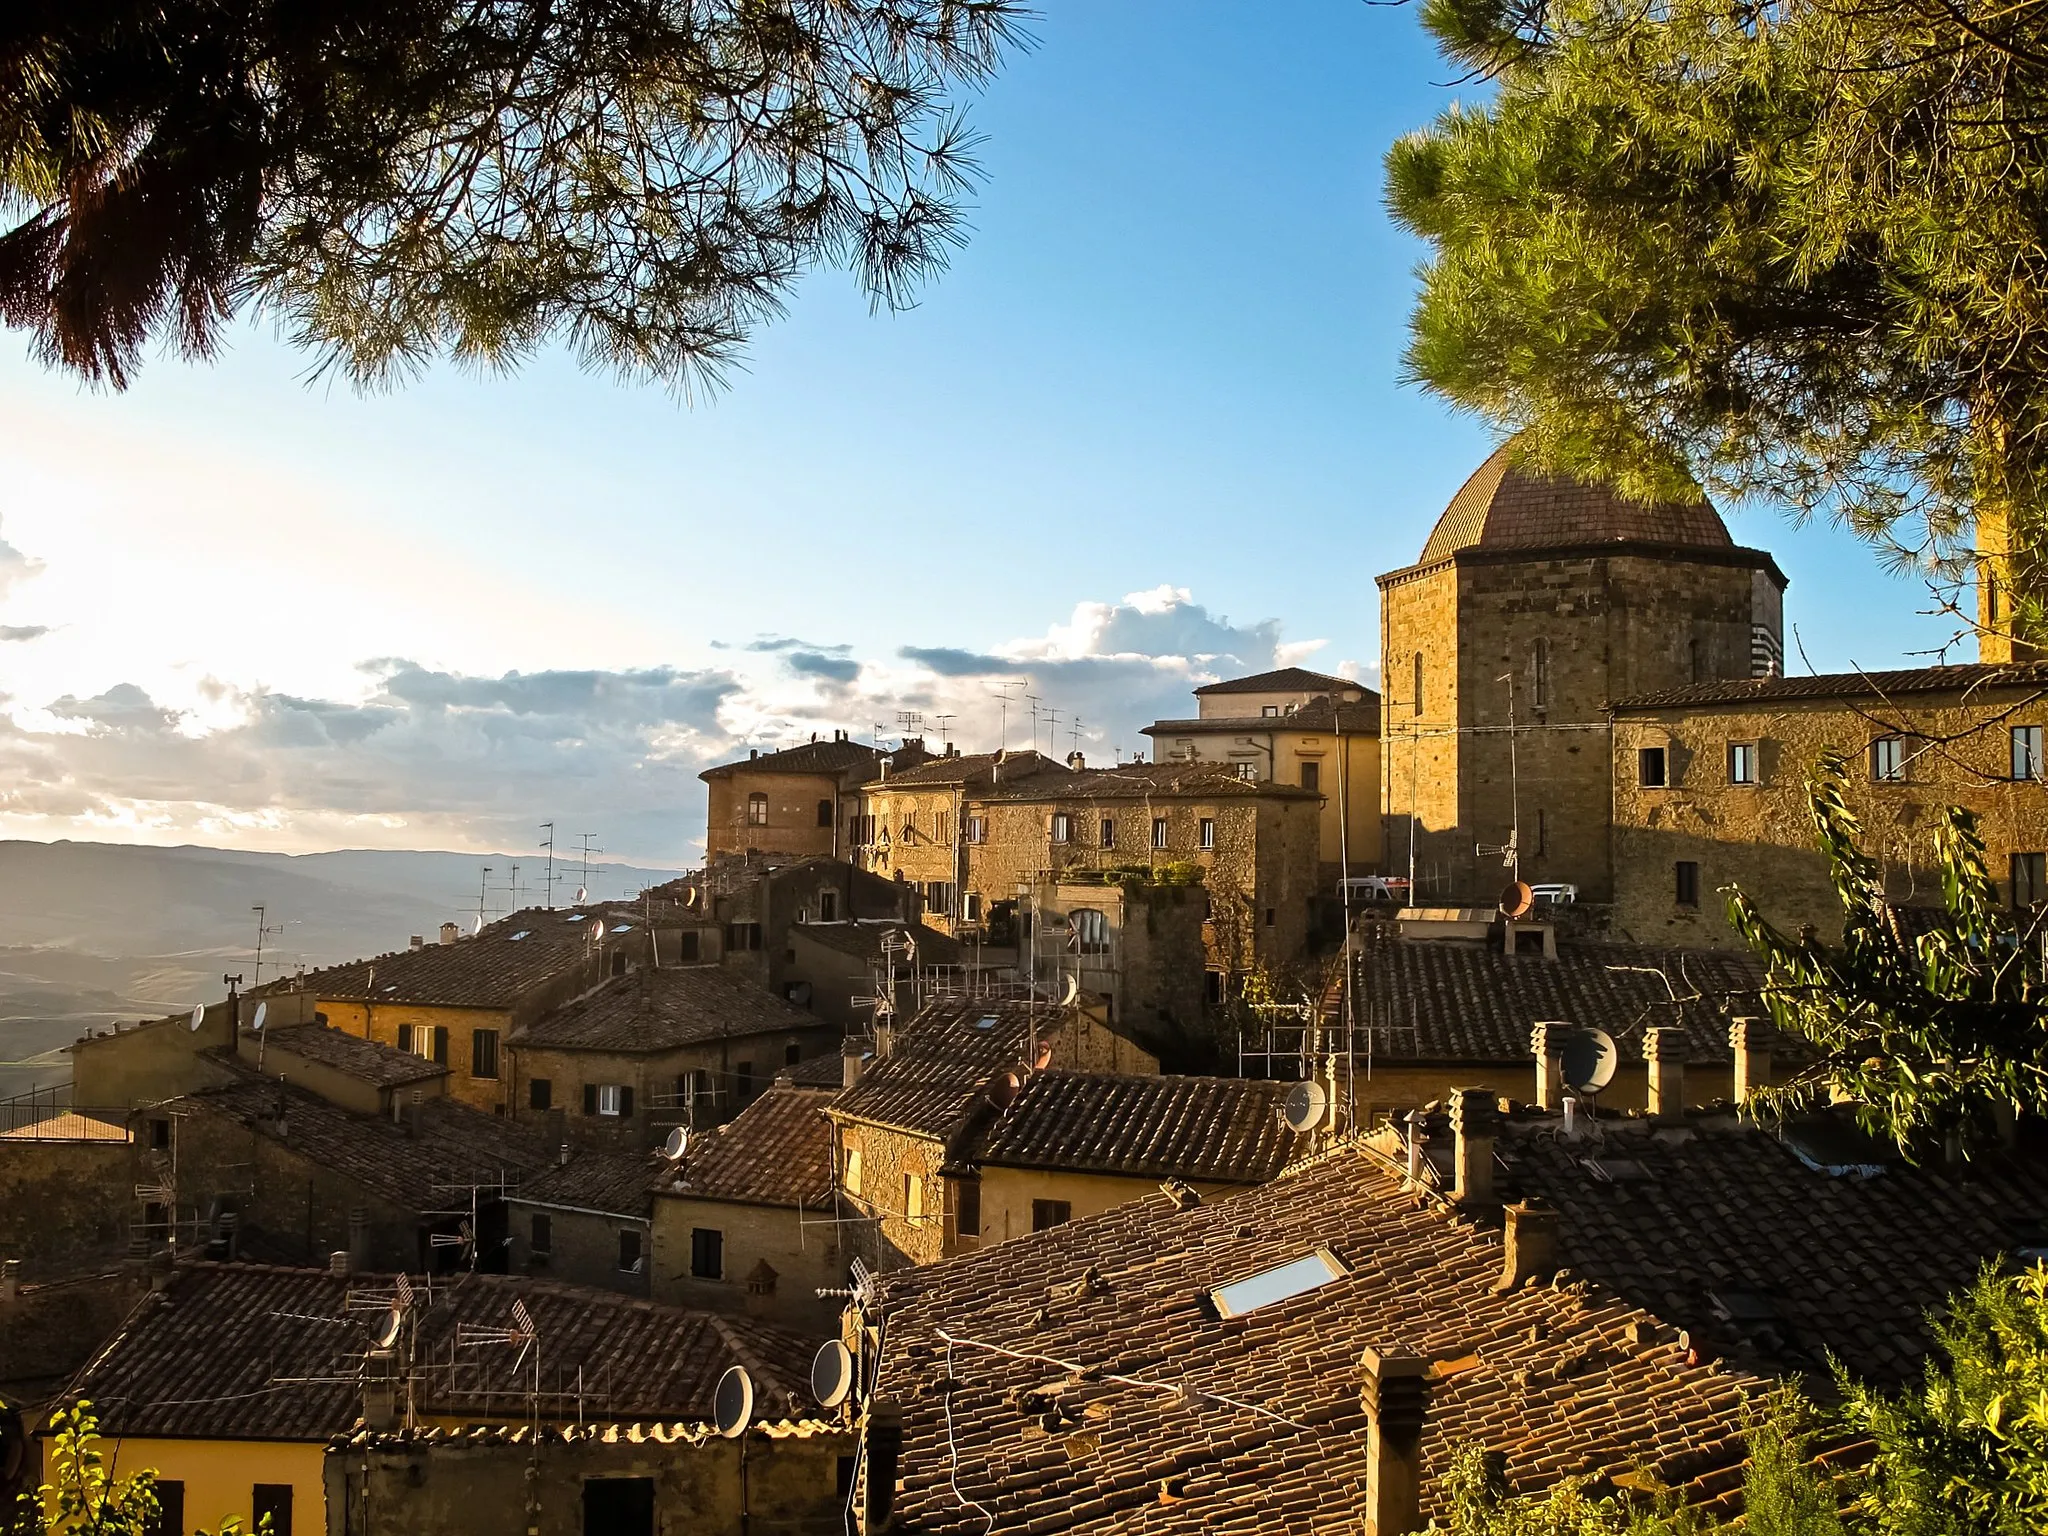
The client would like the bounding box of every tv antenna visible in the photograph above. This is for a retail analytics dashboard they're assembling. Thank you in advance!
[477,866,493,928]
[895,709,924,741]
[989,681,1023,751]
[1024,694,1041,754]
[1043,706,1063,758]
[1068,715,1085,754]
[933,713,956,750]
[505,862,524,912]
[577,834,601,902]
[539,822,560,908]
[251,906,284,987]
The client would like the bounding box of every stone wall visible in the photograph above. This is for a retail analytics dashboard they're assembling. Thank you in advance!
[506,1201,649,1297]
[324,1426,851,1536]
[705,767,845,860]
[1612,688,2048,946]
[0,1139,136,1281]
[649,1195,844,1332]
[831,1121,954,1271]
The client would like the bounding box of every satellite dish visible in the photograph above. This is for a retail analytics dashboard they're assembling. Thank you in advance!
[1057,974,1079,1007]
[592,922,606,941]
[251,1001,268,1032]
[1500,881,1535,919]
[187,1004,206,1033]
[811,1341,854,1409]
[662,1126,690,1161]
[1560,1027,1619,1096]
[575,885,589,904]
[470,913,484,936]
[682,885,701,909]
[1283,1079,1329,1134]
[372,1306,403,1350]
[713,1365,754,1438]
[986,1070,1021,1110]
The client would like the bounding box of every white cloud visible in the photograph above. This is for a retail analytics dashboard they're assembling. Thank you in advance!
[0,518,43,601]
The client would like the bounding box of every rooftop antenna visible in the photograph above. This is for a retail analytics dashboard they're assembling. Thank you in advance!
[1068,715,1085,755]
[577,833,601,902]
[477,866,493,928]
[251,906,284,987]
[1024,694,1042,754]
[506,862,523,913]
[989,681,1023,752]
[872,720,889,750]
[933,713,956,751]
[895,709,924,743]
[1043,706,1063,758]
[539,822,559,909]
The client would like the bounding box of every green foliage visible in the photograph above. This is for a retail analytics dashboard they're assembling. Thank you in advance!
[0,2,1026,391]
[1724,751,2048,1156]
[14,1399,251,1536]
[1388,0,2048,619]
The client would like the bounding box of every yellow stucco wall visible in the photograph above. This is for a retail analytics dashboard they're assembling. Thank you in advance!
[317,999,514,1113]
[86,1438,324,1535]
[975,1166,1257,1245]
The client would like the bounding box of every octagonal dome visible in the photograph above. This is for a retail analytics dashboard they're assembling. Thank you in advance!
[1419,440,1731,566]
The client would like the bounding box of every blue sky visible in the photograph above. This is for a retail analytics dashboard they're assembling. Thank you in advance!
[0,2,1964,863]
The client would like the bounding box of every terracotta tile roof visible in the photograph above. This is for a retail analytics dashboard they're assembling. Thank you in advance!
[980,761,1319,803]
[654,1087,836,1208]
[284,905,631,1009]
[699,737,895,780]
[784,1053,851,1089]
[510,1151,656,1219]
[863,750,1063,791]
[1194,667,1359,696]
[792,919,963,966]
[260,1022,448,1088]
[512,966,823,1053]
[182,1073,555,1214]
[1612,661,2048,711]
[827,999,1051,1141]
[1145,695,1380,738]
[1417,439,1734,566]
[1487,1112,2048,1389]
[67,1263,820,1441]
[869,1142,1765,1534]
[1355,923,1774,1064]
[978,1073,1303,1183]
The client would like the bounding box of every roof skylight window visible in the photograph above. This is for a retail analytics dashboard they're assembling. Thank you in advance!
[1208,1247,1348,1319]
[509,931,530,941]
[566,914,587,922]
[975,1016,999,1031]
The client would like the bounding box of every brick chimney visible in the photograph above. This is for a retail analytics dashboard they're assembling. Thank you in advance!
[1643,1027,1686,1118]
[1529,1021,1566,1112]
[439,922,459,945]
[1359,1347,1430,1536]
[1448,1088,1497,1206]
[1730,1017,1770,1104]
[842,1037,867,1089]
[1495,1199,1559,1292]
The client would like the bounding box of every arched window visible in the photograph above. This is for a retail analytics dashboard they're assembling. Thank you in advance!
[746,792,769,826]
[816,798,833,827]
[1412,652,1424,718]
[1072,908,1110,956]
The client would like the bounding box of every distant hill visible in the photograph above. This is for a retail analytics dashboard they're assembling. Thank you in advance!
[0,840,684,1098]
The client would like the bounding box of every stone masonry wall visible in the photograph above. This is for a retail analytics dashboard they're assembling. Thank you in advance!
[649,1195,844,1332]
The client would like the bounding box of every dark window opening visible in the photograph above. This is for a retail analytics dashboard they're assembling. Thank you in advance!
[691,1226,724,1279]
[531,1213,552,1255]
[617,1228,642,1273]
[150,1118,171,1151]
[583,1477,654,1536]
[529,1078,552,1111]
[955,1178,981,1239]
[1031,1200,1072,1232]
[1638,747,1668,788]
[1204,971,1223,1004]
[1675,861,1700,908]
[2012,852,2046,908]
[471,1028,500,1080]
[817,798,834,827]
[1100,817,1115,848]
[1532,637,1551,708]
[1300,761,1320,793]
[820,889,839,921]
[430,1025,448,1065]
[610,949,628,977]
[785,1041,803,1065]
[1412,653,1423,717]
[252,1484,293,1536]
[144,1481,184,1536]
[396,1023,412,1053]
[1264,907,1276,927]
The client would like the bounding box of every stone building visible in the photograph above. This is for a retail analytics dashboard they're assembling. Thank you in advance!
[1142,665,1383,880]
[699,733,927,860]
[1609,662,2048,947]
[848,749,1064,923]
[504,1150,655,1296]
[649,1083,844,1330]
[1377,440,1786,904]
[509,964,838,1147]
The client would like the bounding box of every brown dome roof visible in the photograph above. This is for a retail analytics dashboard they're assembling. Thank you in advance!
[1419,441,1731,565]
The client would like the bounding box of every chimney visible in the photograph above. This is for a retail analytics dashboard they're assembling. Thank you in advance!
[347,1208,372,1273]
[879,757,890,782]
[1448,1087,1497,1206]
[875,1021,895,1061]
[1,1259,18,1304]
[328,1250,349,1278]
[1529,1021,1566,1112]
[217,1211,240,1262]
[363,1348,401,1432]
[1359,1347,1430,1536]
[1066,751,1086,771]
[409,934,425,951]
[860,1398,904,1536]
[403,1091,422,1136]
[842,1038,867,1089]
[557,1141,571,1168]
[1643,1027,1686,1118]
[1495,1199,1559,1292]
[750,747,759,760]
[439,922,459,945]
[1730,1017,1770,1104]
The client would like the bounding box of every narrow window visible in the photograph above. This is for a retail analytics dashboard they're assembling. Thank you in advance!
[149,1118,171,1151]
[747,792,769,826]
[962,892,983,922]
[1675,861,1700,908]
[471,1028,500,1080]
[2013,726,2043,781]
[617,1229,643,1273]
[1031,1199,1072,1232]
[1536,809,1548,857]
[145,1483,184,1536]
[2012,852,2046,908]
[691,1227,724,1279]
[1532,637,1551,708]
[431,1025,448,1066]
[1204,971,1224,1004]
[905,1172,926,1225]
[785,1041,802,1066]
[819,889,839,921]
[842,1135,863,1195]
[955,1178,981,1240]
[1100,816,1115,849]
[936,810,952,843]
[1871,736,1907,782]
[1264,907,1276,927]
[1199,818,1216,850]
[1300,760,1321,792]
[735,1062,754,1105]
[1051,812,1072,844]
[251,1486,293,1536]
[1638,747,1668,788]
[1152,817,1169,850]
[528,1077,552,1111]
[597,1084,624,1117]
[678,930,701,961]
[1412,653,1424,717]
[1729,742,1757,785]
[966,815,987,844]
[817,798,833,827]
[531,1213,553,1255]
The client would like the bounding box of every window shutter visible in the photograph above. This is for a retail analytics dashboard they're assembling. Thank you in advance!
[433,1026,449,1064]
[620,1086,634,1117]
[583,1083,598,1114]
[397,1023,413,1052]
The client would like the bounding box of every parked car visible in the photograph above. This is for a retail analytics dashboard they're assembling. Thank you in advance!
[1529,882,1578,904]
[1338,875,1410,902]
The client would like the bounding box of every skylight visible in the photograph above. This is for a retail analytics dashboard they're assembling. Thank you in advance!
[509,931,530,941]
[566,914,587,922]
[1208,1247,1348,1319]
[611,923,632,932]
[974,1016,999,1031]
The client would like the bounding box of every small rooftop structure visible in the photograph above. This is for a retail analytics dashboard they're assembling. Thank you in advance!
[278,904,634,1010]
[653,1086,836,1209]
[513,966,823,1054]
[976,1072,1303,1184]
[258,1022,448,1090]
[1193,667,1360,697]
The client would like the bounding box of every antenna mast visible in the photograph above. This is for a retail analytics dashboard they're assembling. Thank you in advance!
[250,906,284,988]
[988,682,1022,752]
[539,823,558,909]
[933,713,955,751]
[576,834,601,902]
[477,866,493,927]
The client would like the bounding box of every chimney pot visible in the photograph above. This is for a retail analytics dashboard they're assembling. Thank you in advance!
[347,1207,372,1273]
[1448,1087,1498,1205]
[409,934,424,950]
[1495,1199,1559,1292]
[1729,1017,1770,1104]
[1359,1347,1430,1536]
[440,922,459,946]
[1,1258,20,1303]
[842,1039,867,1090]
[329,1250,349,1278]
[1529,1021,1567,1112]
[1643,1027,1686,1118]
[1066,751,1086,771]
